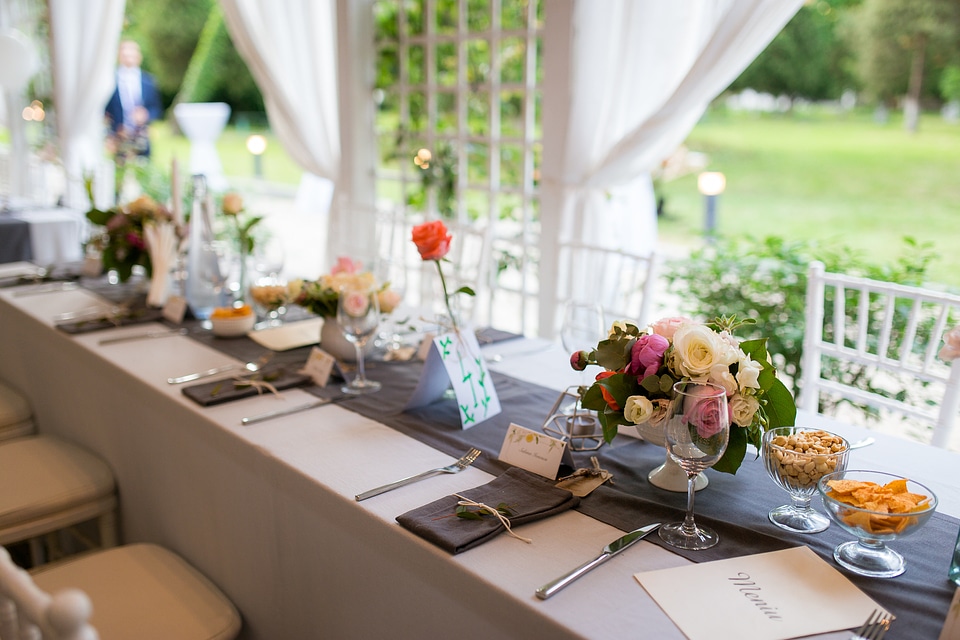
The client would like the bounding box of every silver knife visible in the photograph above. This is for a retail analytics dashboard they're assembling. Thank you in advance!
[241,398,332,425]
[167,363,244,384]
[14,282,79,296]
[99,328,188,345]
[535,522,662,600]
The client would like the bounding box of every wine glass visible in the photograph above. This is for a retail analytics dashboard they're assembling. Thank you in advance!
[374,256,407,352]
[761,427,850,533]
[249,275,290,328]
[336,284,382,395]
[560,301,605,387]
[658,381,730,550]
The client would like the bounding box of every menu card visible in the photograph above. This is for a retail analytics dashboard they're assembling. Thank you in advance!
[635,546,884,640]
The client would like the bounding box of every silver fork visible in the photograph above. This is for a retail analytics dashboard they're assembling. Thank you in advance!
[851,609,895,640]
[355,448,482,501]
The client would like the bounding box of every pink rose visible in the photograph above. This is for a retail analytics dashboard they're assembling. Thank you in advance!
[682,385,730,439]
[342,291,370,317]
[650,316,694,341]
[940,326,960,362]
[330,256,360,275]
[625,333,669,378]
[221,192,244,216]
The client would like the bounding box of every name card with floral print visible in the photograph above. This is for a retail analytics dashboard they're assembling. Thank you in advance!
[499,423,566,479]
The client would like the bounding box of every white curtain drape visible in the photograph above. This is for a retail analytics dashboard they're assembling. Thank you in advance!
[47,0,125,209]
[539,0,802,337]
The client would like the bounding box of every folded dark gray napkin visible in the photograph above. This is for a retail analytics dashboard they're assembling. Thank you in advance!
[56,306,165,334]
[396,467,579,554]
[181,366,312,407]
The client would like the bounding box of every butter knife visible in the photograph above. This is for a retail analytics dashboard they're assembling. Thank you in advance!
[99,328,188,345]
[241,398,333,425]
[14,282,78,296]
[535,522,662,600]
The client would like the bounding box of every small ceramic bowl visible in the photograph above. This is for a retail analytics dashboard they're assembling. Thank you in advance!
[210,305,256,338]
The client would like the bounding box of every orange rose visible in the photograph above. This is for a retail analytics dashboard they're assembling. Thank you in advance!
[221,192,244,216]
[596,371,620,411]
[412,220,452,261]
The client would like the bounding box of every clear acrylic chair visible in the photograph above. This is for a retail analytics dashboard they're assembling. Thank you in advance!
[800,260,960,448]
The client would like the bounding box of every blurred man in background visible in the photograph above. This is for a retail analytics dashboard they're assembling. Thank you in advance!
[105,39,162,159]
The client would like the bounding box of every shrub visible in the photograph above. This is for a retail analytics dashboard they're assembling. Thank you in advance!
[663,235,937,412]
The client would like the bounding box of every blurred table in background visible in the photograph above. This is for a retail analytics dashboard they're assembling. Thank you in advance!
[0,205,87,265]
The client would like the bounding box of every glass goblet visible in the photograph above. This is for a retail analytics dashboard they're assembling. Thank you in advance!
[762,427,850,533]
[249,276,290,328]
[561,301,605,388]
[658,381,730,551]
[336,284,382,395]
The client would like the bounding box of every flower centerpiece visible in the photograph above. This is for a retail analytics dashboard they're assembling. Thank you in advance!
[411,220,474,330]
[570,315,796,474]
[85,186,179,283]
[293,257,400,318]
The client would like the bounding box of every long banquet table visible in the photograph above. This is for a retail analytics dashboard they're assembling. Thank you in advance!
[0,280,958,640]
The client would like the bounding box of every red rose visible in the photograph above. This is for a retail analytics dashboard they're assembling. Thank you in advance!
[412,220,452,261]
[595,371,620,411]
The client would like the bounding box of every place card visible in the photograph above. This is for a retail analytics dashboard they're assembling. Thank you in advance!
[300,346,336,387]
[163,295,188,324]
[498,423,566,479]
[635,546,884,640]
[404,328,501,429]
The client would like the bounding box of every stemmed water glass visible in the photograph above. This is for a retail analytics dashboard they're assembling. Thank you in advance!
[336,284,382,395]
[560,301,605,386]
[658,381,730,550]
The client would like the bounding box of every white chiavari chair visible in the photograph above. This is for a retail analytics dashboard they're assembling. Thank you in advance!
[800,260,960,448]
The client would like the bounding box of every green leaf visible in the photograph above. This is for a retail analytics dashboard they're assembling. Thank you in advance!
[454,286,476,297]
[580,383,607,412]
[86,208,115,226]
[739,338,770,364]
[763,378,797,429]
[713,426,747,474]
[594,337,632,371]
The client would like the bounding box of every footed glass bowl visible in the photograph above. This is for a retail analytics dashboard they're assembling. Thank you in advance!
[761,427,850,533]
[818,469,937,578]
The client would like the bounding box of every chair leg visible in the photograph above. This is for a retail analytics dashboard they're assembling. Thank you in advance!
[98,510,118,548]
[28,537,45,567]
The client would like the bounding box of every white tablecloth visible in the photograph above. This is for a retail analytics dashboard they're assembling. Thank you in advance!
[0,287,956,640]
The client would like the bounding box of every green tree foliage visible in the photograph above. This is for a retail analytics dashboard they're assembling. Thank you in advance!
[731,1,858,100]
[123,0,263,114]
[842,0,960,105]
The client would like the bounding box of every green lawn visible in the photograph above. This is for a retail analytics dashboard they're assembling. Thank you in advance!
[657,107,960,288]
[137,106,960,288]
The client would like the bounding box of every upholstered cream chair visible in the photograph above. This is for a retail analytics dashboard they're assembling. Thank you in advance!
[0,380,34,442]
[0,436,118,566]
[1,543,242,640]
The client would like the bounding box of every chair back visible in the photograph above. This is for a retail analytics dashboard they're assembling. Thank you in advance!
[800,260,960,448]
[0,546,97,640]
[555,241,658,332]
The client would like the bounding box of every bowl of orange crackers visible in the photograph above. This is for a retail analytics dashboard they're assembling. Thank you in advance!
[818,470,937,578]
[210,304,256,337]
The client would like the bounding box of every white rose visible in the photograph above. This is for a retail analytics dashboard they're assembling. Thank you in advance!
[624,395,654,425]
[671,324,737,378]
[730,393,760,427]
[736,354,763,389]
[708,363,738,396]
[608,320,629,338]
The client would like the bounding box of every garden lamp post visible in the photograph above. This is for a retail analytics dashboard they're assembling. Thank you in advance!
[246,134,267,179]
[698,171,726,242]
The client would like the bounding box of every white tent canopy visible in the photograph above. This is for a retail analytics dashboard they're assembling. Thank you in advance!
[25,0,800,334]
